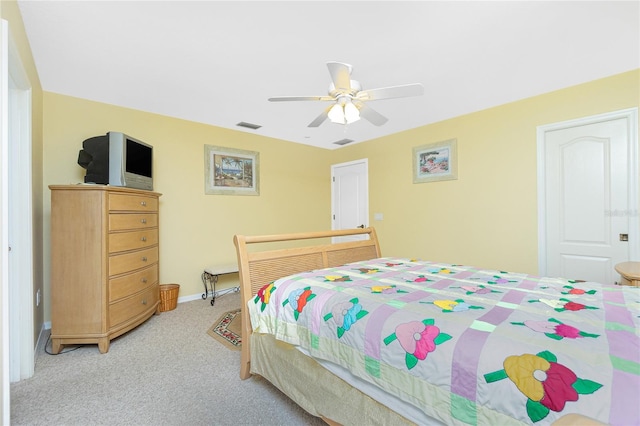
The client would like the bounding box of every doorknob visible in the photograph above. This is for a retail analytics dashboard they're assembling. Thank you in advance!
[357,224,365,229]
[620,234,629,242]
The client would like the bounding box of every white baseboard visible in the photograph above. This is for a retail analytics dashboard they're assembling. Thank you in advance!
[177,292,204,304]
[40,288,240,332]
[37,325,51,363]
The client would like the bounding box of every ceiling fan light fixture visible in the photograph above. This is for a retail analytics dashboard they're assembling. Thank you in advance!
[344,101,360,124]
[328,98,360,125]
[328,103,346,124]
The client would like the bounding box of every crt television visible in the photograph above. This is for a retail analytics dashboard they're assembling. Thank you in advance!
[77,132,153,191]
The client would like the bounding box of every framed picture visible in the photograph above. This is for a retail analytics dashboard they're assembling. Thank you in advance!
[204,145,260,195]
[412,138,458,183]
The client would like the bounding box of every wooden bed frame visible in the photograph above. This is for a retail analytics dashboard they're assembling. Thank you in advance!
[233,227,381,380]
[232,227,607,426]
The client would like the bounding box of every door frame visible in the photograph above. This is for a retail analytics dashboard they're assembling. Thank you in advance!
[330,158,369,240]
[0,19,10,425]
[8,24,34,383]
[1,21,34,418]
[536,108,639,276]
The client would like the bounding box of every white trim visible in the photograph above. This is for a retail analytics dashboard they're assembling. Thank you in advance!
[7,20,34,383]
[629,109,639,261]
[537,108,639,275]
[536,126,547,275]
[1,18,11,426]
[177,293,205,304]
[36,322,49,355]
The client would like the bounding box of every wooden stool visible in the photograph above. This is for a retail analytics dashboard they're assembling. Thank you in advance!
[615,262,640,287]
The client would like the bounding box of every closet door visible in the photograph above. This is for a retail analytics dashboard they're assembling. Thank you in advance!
[540,109,638,284]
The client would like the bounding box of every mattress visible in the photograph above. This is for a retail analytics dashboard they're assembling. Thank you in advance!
[248,257,640,425]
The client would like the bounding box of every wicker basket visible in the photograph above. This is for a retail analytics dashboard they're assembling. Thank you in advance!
[159,284,180,312]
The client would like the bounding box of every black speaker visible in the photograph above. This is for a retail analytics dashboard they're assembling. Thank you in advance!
[77,135,109,184]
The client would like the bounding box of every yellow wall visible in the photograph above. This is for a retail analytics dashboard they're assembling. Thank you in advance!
[333,69,640,274]
[42,93,334,321]
[42,70,639,325]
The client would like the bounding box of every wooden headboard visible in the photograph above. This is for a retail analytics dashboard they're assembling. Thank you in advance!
[233,227,381,379]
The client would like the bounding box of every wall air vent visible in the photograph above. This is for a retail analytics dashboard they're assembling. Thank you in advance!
[333,138,354,146]
[236,122,262,130]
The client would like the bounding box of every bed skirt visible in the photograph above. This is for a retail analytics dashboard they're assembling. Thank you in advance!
[250,332,419,425]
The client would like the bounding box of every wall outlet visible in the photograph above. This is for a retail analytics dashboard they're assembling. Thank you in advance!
[36,289,41,307]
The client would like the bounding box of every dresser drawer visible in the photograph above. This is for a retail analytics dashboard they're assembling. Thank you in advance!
[109,247,158,276]
[109,265,158,302]
[109,229,159,254]
[109,213,158,231]
[109,193,158,212]
[110,284,158,328]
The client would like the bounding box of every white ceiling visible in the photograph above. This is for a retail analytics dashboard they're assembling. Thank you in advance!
[17,1,640,150]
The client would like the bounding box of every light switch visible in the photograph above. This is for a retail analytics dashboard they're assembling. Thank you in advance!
[374,213,384,221]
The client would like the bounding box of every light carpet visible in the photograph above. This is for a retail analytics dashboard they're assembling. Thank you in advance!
[10,291,324,426]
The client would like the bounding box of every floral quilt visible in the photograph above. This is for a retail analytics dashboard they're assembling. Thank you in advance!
[247,257,640,425]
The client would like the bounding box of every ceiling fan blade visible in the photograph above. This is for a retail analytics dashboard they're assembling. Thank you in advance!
[356,103,388,126]
[268,96,334,102]
[327,62,352,92]
[356,83,424,101]
[308,107,331,127]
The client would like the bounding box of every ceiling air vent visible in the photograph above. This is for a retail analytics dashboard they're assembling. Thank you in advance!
[333,138,354,146]
[236,122,262,130]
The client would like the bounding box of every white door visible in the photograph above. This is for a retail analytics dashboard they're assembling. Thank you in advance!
[538,109,638,284]
[0,19,10,425]
[331,159,369,242]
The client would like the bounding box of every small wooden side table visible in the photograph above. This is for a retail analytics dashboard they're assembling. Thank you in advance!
[615,262,640,287]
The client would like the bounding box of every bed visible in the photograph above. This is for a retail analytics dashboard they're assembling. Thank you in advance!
[233,227,639,425]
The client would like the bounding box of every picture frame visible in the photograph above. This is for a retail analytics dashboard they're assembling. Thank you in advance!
[412,138,458,183]
[204,145,260,195]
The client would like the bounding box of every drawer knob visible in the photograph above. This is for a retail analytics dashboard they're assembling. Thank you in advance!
[141,219,147,224]
[141,236,147,242]
[141,277,147,283]
[142,256,148,262]
[141,201,147,207]
[142,299,147,305]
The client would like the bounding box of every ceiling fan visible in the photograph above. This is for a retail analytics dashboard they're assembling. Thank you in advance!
[268,62,424,127]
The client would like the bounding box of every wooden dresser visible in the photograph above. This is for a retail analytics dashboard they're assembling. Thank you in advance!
[49,185,162,353]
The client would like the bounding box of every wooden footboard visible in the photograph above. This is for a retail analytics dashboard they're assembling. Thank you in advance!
[232,227,381,379]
